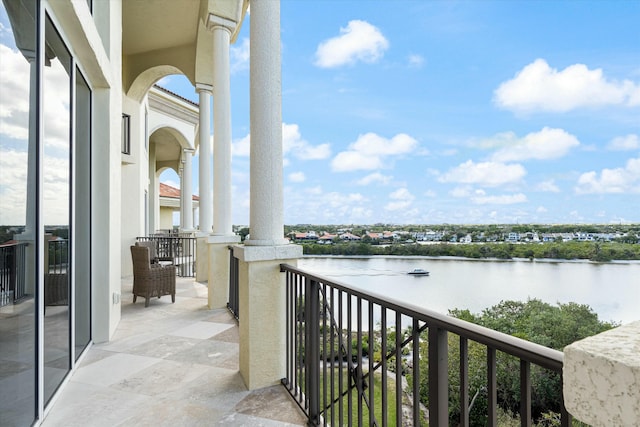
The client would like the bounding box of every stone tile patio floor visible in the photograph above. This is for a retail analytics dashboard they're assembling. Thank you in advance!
[42,277,307,427]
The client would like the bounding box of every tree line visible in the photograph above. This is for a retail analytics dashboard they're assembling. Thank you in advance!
[302,241,640,261]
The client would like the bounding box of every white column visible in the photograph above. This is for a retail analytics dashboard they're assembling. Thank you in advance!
[211,23,234,236]
[246,0,288,246]
[182,149,194,230]
[196,84,212,233]
[179,165,185,229]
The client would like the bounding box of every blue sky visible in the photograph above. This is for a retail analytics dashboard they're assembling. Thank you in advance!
[2,2,638,227]
[161,0,636,226]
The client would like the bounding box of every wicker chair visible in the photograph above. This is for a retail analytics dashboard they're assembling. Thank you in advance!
[130,245,176,307]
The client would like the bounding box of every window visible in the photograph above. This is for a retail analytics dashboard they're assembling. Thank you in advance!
[121,113,131,154]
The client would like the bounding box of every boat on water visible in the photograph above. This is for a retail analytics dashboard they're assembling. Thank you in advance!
[407,268,429,276]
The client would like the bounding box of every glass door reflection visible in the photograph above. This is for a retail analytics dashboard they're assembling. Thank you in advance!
[43,15,71,404]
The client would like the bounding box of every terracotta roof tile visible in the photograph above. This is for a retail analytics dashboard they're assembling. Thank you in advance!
[159,182,199,201]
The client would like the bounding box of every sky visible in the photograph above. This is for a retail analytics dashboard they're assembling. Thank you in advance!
[160,0,640,226]
[1,1,639,227]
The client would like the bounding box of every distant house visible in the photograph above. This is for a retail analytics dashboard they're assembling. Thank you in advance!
[340,232,361,241]
[365,232,381,240]
[159,183,200,231]
[506,232,520,243]
[318,233,336,244]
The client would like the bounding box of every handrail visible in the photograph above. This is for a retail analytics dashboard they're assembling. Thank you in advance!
[280,263,570,427]
[280,264,562,371]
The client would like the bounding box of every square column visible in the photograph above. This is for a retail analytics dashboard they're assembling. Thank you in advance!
[233,244,303,389]
[563,321,640,426]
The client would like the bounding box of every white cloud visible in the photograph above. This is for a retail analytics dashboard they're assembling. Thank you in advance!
[288,172,306,183]
[489,127,580,162]
[0,44,32,141]
[471,193,528,205]
[494,58,640,113]
[607,134,639,151]
[575,157,640,194]
[450,186,472,198]
[232,134,250,156]
[536,180,560,193]
[385,188,415,211]
[407,54,425,68]
[231,37,250,73]
[438,160,526,186]
[314,20,389,68]
[283,123,331,160]
[232,123,331,160]
[536,206,548,213]
[356,172,392,186]
[285,185,372,223]
[331,132,418,172]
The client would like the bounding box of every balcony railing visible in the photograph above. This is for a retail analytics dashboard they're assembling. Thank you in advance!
[227,246,239,320]
[280,264,571,427]
[0,242,28,307]
[136,235,196,277]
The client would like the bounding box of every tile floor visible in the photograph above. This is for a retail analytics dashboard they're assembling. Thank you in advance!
[41,277,307,426]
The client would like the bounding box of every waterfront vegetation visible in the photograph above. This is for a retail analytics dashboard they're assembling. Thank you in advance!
[353,299,611,426]
[302,240,640,261]
[275,223,640,261]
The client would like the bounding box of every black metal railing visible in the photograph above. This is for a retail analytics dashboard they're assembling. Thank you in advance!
[46,239,69,306]
[280,264,571,427]
[136,235,196,277]
[0,242,28,307]
[227,246,239,320]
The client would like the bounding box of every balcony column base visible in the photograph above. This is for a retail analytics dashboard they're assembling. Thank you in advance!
[563,320,640,426]
[195,232,209,281]
[233,244,302,390]
[207,235,240,309]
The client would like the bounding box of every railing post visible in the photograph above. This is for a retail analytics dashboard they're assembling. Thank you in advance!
[428,325,449,427]
[305,278,320,425]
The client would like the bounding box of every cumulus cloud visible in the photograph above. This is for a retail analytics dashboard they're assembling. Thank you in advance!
[331,132,418,172]
[536,180,560,193]
[230,37,250,73]
[407,54,425,68]
[489,127,580,162]
[288,171,306,183]
[494,58,640,113]
[607,134,639,151]
[385,188,415,211]
[438,160,526,186]
[356,172,392,186]
[471,193,528,205]
[232,123,331,160]
[575,157,640,194]
[315,20,389,68]
[0,44,32,141]
[284,185,372,223]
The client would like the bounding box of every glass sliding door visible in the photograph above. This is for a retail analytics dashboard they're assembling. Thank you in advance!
[0,1,38,425]
[43,14,72,405]
[74,68,91,359]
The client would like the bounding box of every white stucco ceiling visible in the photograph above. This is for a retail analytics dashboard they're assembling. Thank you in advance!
[122,0,199,56]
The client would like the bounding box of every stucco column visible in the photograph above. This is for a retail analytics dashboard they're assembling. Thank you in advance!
[211,22,234,237]
[179,165,185,229]
[237,0,302,391]
[245,0,288,247]
[182,149,194,231]
[206,16,241,307]
[196,84,212,233]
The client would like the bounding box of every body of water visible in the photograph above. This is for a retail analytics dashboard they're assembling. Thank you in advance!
[298,256,640,325]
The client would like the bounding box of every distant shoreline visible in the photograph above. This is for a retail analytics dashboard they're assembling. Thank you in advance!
[302,254,640,265]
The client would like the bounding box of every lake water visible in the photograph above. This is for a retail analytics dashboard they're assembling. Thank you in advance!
[298,256,640,325]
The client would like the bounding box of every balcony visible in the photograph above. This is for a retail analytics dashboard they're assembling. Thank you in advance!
[37,262,640,426]
[42,276,307,426]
